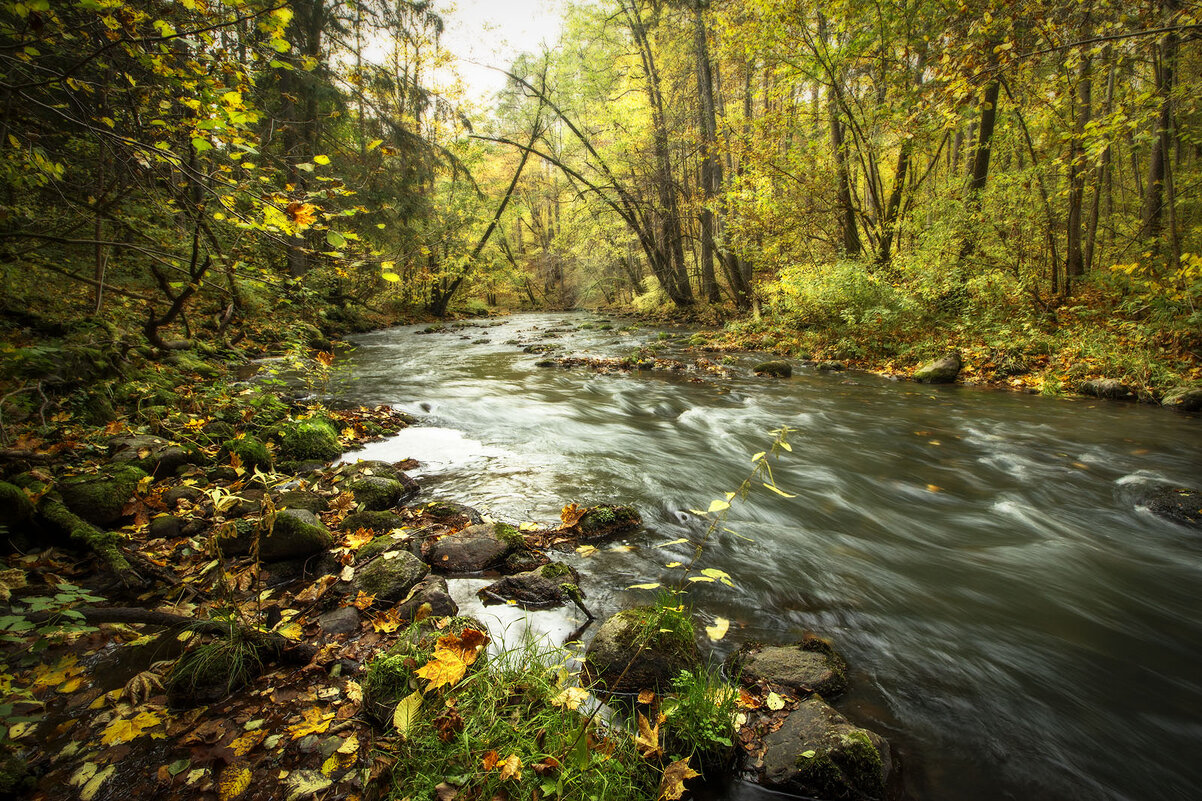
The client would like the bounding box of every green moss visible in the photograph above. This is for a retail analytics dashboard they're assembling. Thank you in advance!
[276,417,341,461]
[0,481,34,526]
[493,522,524,548]
[794,730,884,799]
[220,435,272,471]
[539,562,573,579]
[343,510,405,534]
[58,464,147,525]
[347,477,403,511]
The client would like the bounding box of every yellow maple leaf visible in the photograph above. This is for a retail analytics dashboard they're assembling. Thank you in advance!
[288,707,334,739]
[217,763,252,801]
[32,655,84,693]
[657,758,700,801]
[550,686,590,711]
[635,711,662,759]
[372,607,404,634]
[414,649,467,690]
[100,710,162,745]
[345,528,374,549]
[228,729,267,756]
[559,502,586,530]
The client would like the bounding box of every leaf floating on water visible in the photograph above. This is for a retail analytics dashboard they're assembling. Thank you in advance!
[707,499,731,514]
[658,538,689,547]
[576,545,598,557]
[705,617,730,641]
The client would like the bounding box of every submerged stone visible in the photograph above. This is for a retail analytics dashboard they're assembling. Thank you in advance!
[1078,378,1132,400]
[1143,487,1202,530]
[753,360,792,378]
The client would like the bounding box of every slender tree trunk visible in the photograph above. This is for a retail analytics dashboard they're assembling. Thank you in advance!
[693,1,720,303]
[819,13,861,257]
[1066,51,1092,292]
[1085,57,1116,276]
[1140,1,1179,246]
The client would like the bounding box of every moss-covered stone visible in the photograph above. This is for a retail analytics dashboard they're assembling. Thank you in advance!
[753,360,792,378]
[352,549,429,602]
[913,352,962,384]
[276,417,341,462]
[219,435,272,472]
[276,490,328,514]
[585,606,699,694]
[578,504,642,539]
[260,508,333,561]
[729,636,848,699]
[58,464,147,525]
[355,531,410,562]
[348,476,406,511]
[0,481,35,528]
[342,510,406,535]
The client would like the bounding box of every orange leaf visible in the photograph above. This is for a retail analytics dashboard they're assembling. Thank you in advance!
[482,750,499,771]
[559,502,586,530]
[415,649,468,690]
[635,711,661,759]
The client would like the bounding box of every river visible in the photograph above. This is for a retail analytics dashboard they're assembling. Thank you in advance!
[330,312,1202,801]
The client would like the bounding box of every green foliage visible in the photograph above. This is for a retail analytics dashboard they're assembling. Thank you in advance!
[663,667,737,762]
[0,582,104,653]
[275,417,341,462]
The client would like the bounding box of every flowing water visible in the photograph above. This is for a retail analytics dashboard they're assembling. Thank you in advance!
[330,312,1202,801]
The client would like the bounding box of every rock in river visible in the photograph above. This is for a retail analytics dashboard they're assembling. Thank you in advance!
[425,522,521,573]
[730,638,848,698]
[913,352,962,384]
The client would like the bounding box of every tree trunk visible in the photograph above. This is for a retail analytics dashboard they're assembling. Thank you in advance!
[1065,50,1092,292]
[693,1,720,303]
[1084,58,1116,275]
[1140,1,1179,245]
[819,13,861,257]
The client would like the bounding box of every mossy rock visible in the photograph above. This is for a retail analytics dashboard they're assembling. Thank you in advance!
[276,417,342,462]
[1143,487,1202,530]
[1162,386,1202,412]
[219,435,272,472]
[479,562,582,609]
[260,508,333,561]
[419,500,484,527]
[728,637,848,699]
[913,352,962,384]
[110,435,207,477]
[757,696,891,800]
[0,481,35,528]
[338,459,400,481]
[276,490,328,514]
[58,464,147,526]
[166,637,266,708]
[753,360,792,378]
[584,607,700,694]
[355,530,412,562]
[578,505,642,540]
[425,522,517,573]
[343,510,406,535]
[352,549,429,602]
[347,476,408,511]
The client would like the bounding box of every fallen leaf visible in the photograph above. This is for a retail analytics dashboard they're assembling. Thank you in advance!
[635,711,662,759]
[434,783,459,801]
[392,692,421,735]
[100,710,162,745]
[217,763,252,801]
[351,591,376,611]
[737,688,761,709]
[657,758,699,800]
[705,617,730,641]
[482,750,500,771]
[337,734,359,755]
[415,649,467,690]
[284,769,332,801]
[499,754,522,781]
[559,503,586,530]
[531,756,560,776]
[765,692,785,711]
[372,607,404,633]
[637,689,656,705]
[288,707,334,739]
[229,729,268,756]
[550,686,590,710]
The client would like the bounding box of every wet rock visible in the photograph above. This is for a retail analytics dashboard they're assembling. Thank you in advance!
[756,696,892,800]
[355,530,413,563]
[352,550,429,602]
[110,435,207,477]
[503,548,550,574]
[730,638,848,698]
[480,562,582,609]
[319,606,360,635]
[753,360,792,378]
[58,464,147,525]
[276,490,328,514]
[913,352,962,384]
[347,476,411,511]
[1143,487,1202,530]
[1078,378,1132,400]
[260,508,333,561]
[208,466,240,483]
[419,500,484,527]
[219,435,272,472]
[0,481,35,529]
[1161,386,1202,412]
[343,511,406,536]
[276,417,342,462]
[425,522,519,573]
[148,514,183,540]
[816,360,845,372]
[394,574,457,620]
[226,488,264,517]
[163,485,204,507]
[578,505,642,540]
[584,607,699,694]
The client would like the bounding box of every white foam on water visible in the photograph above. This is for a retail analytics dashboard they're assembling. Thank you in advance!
[340,426,506,474]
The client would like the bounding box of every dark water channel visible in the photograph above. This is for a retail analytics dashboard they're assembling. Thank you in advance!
[330,312,1202,801]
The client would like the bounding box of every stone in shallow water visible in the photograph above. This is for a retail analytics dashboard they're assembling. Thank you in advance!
[732,640,848,698]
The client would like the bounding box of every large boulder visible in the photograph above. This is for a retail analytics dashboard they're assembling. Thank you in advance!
[753,360,792,378]
[913,352,961,384]
[58,464,146,525]
[425,522,520,573]
[276,490,328,515]
[218,435,272,472]
[260,508,333,561]
[276,418,342,462]
[1162,386,1202,412]
[756,696,892,800]
[1143,487,1202,530]
[394,575,457,620]
[1078,378,1132,400]
[479,562,582,609]
[730,638,848,699]
[584,606,699,694]
[352,550,429,602]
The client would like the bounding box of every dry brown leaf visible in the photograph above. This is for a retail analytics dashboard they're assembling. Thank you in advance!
[481,750,500,771]
[657,758,700,801]
[637,689,656,705]
[559,503,586,530]
[635,711,662,759]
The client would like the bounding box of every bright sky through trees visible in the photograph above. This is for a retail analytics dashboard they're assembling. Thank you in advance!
[440,0,568,103]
